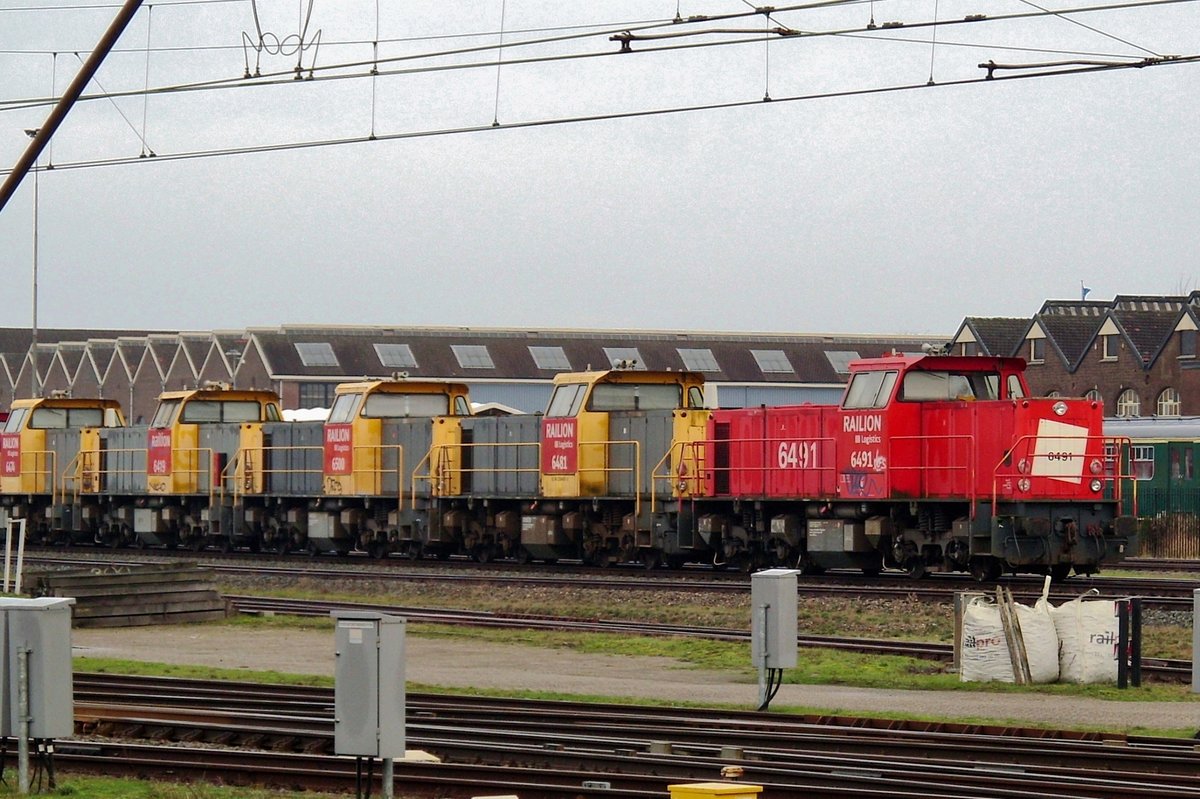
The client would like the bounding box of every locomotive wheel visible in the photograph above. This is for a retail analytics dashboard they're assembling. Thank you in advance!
[640,551,661,571]
[368,541,387,560]
[969,557,1002,582]
[515,547,532,565]
[189,537,205,552]
[666,554,687,570]
[902,556,927,579]
[799,558,825,576]
[1049,563,1072,582]
[475,545,494,564]
[221,537,234,554]
[589,550,613,568]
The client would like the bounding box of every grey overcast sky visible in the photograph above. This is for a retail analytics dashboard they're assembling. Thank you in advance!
[0,1,1197,337]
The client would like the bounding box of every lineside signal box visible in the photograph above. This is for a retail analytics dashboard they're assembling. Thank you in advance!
[0,597,76,739]
[750,568,799,669]
[332,610,406,758]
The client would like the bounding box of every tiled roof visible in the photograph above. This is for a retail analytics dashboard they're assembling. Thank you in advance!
[1112,309,1179,365]
[965,318,1028,357]
[250,326,932,383]
[1037,313,1104,369]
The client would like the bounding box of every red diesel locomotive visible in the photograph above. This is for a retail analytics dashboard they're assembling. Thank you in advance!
[667,353,1136,579]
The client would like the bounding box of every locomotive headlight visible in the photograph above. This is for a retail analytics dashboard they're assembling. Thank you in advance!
[1018,478,1031,492]
[1090,478,1103,493]
[1017,458,1029,474]
[1089,459,1102,475]
[1052,401,1068,417]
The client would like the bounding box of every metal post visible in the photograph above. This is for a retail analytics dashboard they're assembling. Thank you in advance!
[1130,597,1142,688]
[29,138,39,399]
[756,603,769,710]
[382,757,394,799]
[1192,590,1199,694]
[18,647,30,795]
[15,517,28,595]
[3,519,14,592]
[1116,599,1129,690]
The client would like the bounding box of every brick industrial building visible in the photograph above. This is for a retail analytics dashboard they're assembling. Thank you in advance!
[953,293,1200,417]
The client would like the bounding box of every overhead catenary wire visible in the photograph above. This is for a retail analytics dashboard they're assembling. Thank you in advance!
[0,0,1188,114]
[3,52,1195,179]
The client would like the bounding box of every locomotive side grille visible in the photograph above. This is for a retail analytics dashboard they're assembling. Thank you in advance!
[714,422,730,494]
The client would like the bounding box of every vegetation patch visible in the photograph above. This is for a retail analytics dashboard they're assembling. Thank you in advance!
[0,773,344,798]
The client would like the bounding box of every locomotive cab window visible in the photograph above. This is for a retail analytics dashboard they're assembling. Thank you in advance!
[29,407,104,429]
[900,371,1000,402]
[149,400,180,428]
[546,383,587,418]
[363,393,448,418]
[2,408,28,433]
[180,400,263,424]
[454,396,471,416]
[327,393,362,424]
[842,370,898,409]
[687,386,704,409]
[589,383,681,412]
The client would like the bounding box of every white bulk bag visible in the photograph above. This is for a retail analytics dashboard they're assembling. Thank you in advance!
[1050,592,1119,684]
[960,597,1013,683]
[959,582,1060,684]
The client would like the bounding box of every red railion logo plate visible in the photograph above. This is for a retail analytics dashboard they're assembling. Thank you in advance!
[324,423,352,476]
[541,417,578,474]
[1,434,20,477]
[148,428,172,476]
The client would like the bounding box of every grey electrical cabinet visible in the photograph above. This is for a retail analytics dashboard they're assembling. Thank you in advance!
[332,611,405,758]
[0,597,76,739]
[750,569,799,669]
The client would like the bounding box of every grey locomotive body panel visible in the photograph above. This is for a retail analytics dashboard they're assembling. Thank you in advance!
[456,415,541,498]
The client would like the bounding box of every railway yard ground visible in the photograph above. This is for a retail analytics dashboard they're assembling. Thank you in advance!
[72,618,1200,731]
[67,560,1200,733]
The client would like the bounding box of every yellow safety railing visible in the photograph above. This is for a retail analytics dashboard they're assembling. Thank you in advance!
[413,439,642,519]
[66,446,217,502]
[218,444,403,508]
[650,439,707,513]
[58,450,83,503]
[411,440,540,501]
[12,449,57,499]
[217,445,324,502]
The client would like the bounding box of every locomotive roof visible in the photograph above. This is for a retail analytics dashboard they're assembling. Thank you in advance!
[334,378,470,395]
[8,395,122,410]
[156,387,281,402]
[849,354,1028,373]
[552,369,705,385]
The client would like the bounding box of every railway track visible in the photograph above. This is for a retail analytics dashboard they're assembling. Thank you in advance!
[63,673,1200,798]
[23,550,1200,609]
[225,594,1192,683]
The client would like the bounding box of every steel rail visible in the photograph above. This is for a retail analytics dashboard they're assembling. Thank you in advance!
[61,674,1200,798]
[24,550,1200,607]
